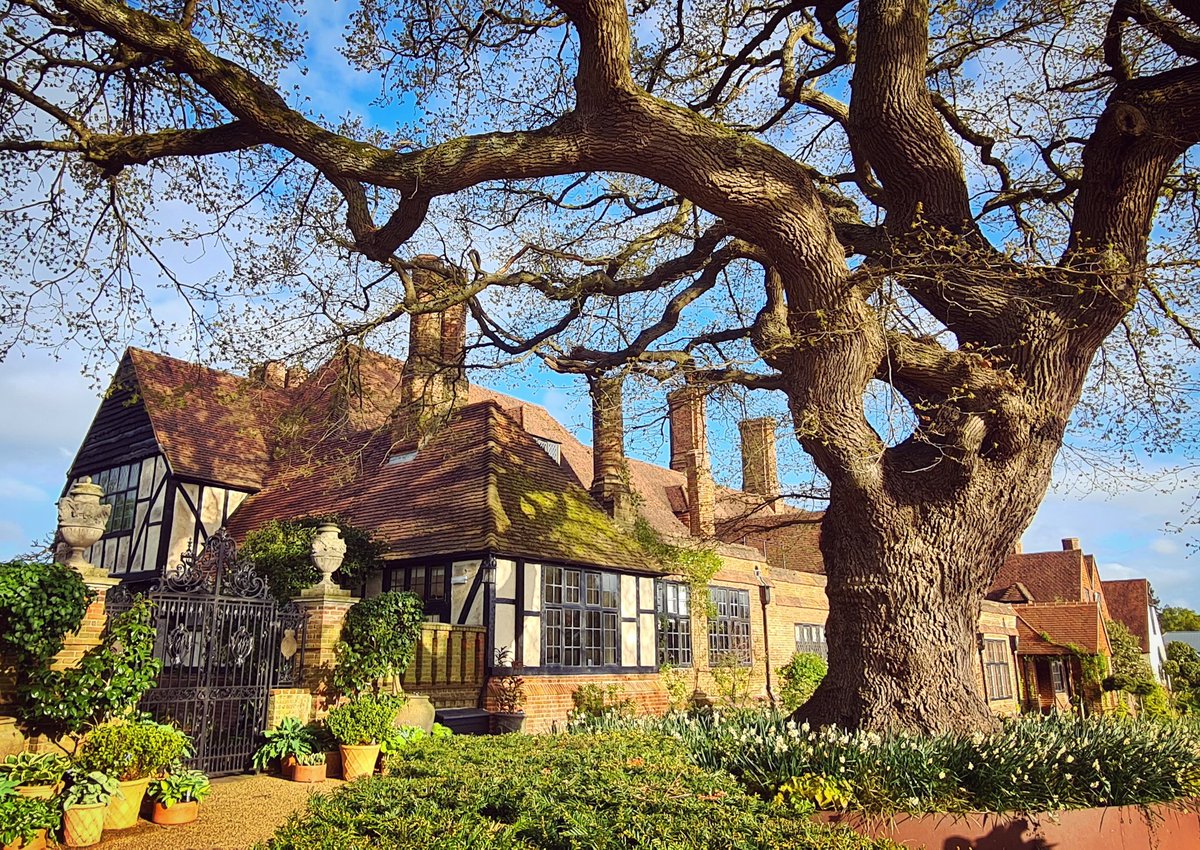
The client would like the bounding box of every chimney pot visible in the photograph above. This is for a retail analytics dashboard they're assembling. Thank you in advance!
[1062,537,1080,551]
[252,360,287,388]
[285,365,308,388]
[668,383,715,537]
[589,375,634,526]
[738,417,780,497]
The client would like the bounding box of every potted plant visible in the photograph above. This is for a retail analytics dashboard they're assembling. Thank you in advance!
[325,693,401,781]
[290,752,326,784]
[60,770,119,848]
[252,717,314,778]
[0,753,69,800]
[0,783,58,850]
[307,721,341,778]
[75,720,191,830]
[491,648,526,734]
[147,768,211,826]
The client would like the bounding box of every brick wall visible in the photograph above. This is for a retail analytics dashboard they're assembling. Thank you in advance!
[266,689,314,728]
[484,673,670,733]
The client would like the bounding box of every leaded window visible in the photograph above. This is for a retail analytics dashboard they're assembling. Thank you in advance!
[794,623,827,659]
[708,587,751,665]
[543,566,619,667]
[983,638,1013,700]
[92,462,140,533]
[1049,658,1068,693]
[656,580,692,667]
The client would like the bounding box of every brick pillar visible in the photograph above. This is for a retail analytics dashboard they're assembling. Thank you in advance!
[51,575,119,671]
[668,384,715,537]
[293,586,359,712]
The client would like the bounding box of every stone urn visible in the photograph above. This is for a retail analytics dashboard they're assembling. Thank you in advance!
[56,477,111,575]
[309,523,346,591]
[393,694,435,733]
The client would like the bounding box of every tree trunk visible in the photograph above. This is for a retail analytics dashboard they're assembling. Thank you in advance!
[795,436,1063,735]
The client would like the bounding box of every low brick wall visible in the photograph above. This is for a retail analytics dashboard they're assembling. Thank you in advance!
[483,673,670,733]
[266,688,314,727]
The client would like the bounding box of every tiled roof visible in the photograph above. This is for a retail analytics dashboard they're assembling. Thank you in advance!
[225,400,653,571]
[1015,602,1111,656]
[987,549,1086,604]
[716,506,825,574]
[1101,579,1151,652]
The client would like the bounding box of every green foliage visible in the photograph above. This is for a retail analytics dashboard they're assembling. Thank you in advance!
[1165,641,1200,713]
[777,653,828,712]
[76,720,192,781]
[569,710,1200,814]
[241,517,383,603]
[711,656,752,709]
[0,559,93,666]
[633,518,721,616]
[1160,607,1200,632]
[334,591,425,695]
[659,662,692,712]
[326,693,403,746]
[254,717,317,771]
[19,596,163,740]
[296,751,326,767]
[1104,619,1157,696]
[260,733,896,850]
[0,752,69,787]
[774,773,855,812]
[571,683,634,719]
[61,769,121,808]
[0,792,59,845]
[149,769,212,808]
[1142,684,1175,719]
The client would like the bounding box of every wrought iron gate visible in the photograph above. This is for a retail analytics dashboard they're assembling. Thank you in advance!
[109,530,307,775]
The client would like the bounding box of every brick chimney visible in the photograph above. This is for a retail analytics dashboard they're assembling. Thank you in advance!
[738,417,780,498]
[589,375,634,526]
[394,259,468,443]
[668,384,715,537]
[1062,537,1080,551]
[251,360,287,388]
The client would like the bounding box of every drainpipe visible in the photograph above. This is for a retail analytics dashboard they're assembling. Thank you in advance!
[755,567,776,705]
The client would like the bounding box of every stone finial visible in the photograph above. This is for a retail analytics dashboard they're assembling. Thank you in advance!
[307,523,349,598]
[56,477,111,576]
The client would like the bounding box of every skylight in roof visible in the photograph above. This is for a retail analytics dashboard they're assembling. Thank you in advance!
[387,450,418,466]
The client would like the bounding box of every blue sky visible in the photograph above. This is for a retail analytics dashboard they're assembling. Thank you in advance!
[0,0,1196,609]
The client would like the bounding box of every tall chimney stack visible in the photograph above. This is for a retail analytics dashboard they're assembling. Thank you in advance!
[589,375,634,526]
[395,258,468,443]
[668,383,715,538]
[738,417,780,498]
[1062,537,1080,551]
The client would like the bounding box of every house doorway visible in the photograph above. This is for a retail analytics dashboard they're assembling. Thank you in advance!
[107,530,306,775]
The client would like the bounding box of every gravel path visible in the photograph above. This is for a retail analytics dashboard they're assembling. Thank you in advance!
[96,773,341,850]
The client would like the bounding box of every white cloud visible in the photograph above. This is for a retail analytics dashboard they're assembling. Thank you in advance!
[0,477,47,502]
[1151,537,1181,556]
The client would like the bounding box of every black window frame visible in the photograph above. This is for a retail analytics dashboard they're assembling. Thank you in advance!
[982,638,1013,700]
[383,563,450,622]
[708,586,752,666]
[1049,657,1068,693]
[655,580,693,668]
[91,461,141,535]
[542,566,619,669]
[794,622,828,660]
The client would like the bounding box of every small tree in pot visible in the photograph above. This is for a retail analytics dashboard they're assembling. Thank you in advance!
[491,649,526,734]
[325,693,402,781]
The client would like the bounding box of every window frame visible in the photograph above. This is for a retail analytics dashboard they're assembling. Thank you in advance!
[707,586,752,666]
[91,461,141,535]
[982,638,1013,701]
[1049,657,1068,694]
[383,563,450,622]
[794,622,828,660]
[655,580,693,668]
[542,566,620,669]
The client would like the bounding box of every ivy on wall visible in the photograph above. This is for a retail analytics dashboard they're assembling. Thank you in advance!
[0,560,93,667]
[633,518,721,619]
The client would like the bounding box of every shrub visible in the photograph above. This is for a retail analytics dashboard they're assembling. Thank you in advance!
[76,720,192,781]
[0,560,93,668]
[778,653,828,712]
[660,663,692,712]
[334,592,425,695]
[326,693,403,746]
[261,733,896,849]
[571,683,634,719]
[711,656,752,709]
[18,595,162,740]
[491,648,525,713]
[242,517,383,603]
[0,793,59,845]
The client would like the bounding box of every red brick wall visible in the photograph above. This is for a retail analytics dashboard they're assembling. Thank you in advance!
[483,673,670,733]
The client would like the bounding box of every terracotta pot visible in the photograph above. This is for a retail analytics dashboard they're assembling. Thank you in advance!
[151,800,199,826]
[291,762,327,784]
[103,776,152,830]
[323,750,342,779]
[14,783,57,800]
[492,712,526,734]
[2,827,47,850]
[281,755,298,779]
[63,803,106,847]
[339,744,380,781]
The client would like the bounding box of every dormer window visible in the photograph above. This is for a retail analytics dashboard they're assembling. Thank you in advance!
[387,450,418,466]
[532,435,561,464]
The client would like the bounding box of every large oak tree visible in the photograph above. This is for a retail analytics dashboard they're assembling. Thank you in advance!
[1,0,1198,733]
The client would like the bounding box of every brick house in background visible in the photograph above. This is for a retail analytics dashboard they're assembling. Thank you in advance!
[65,302,1032,730]
[1102,578,1169,683]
